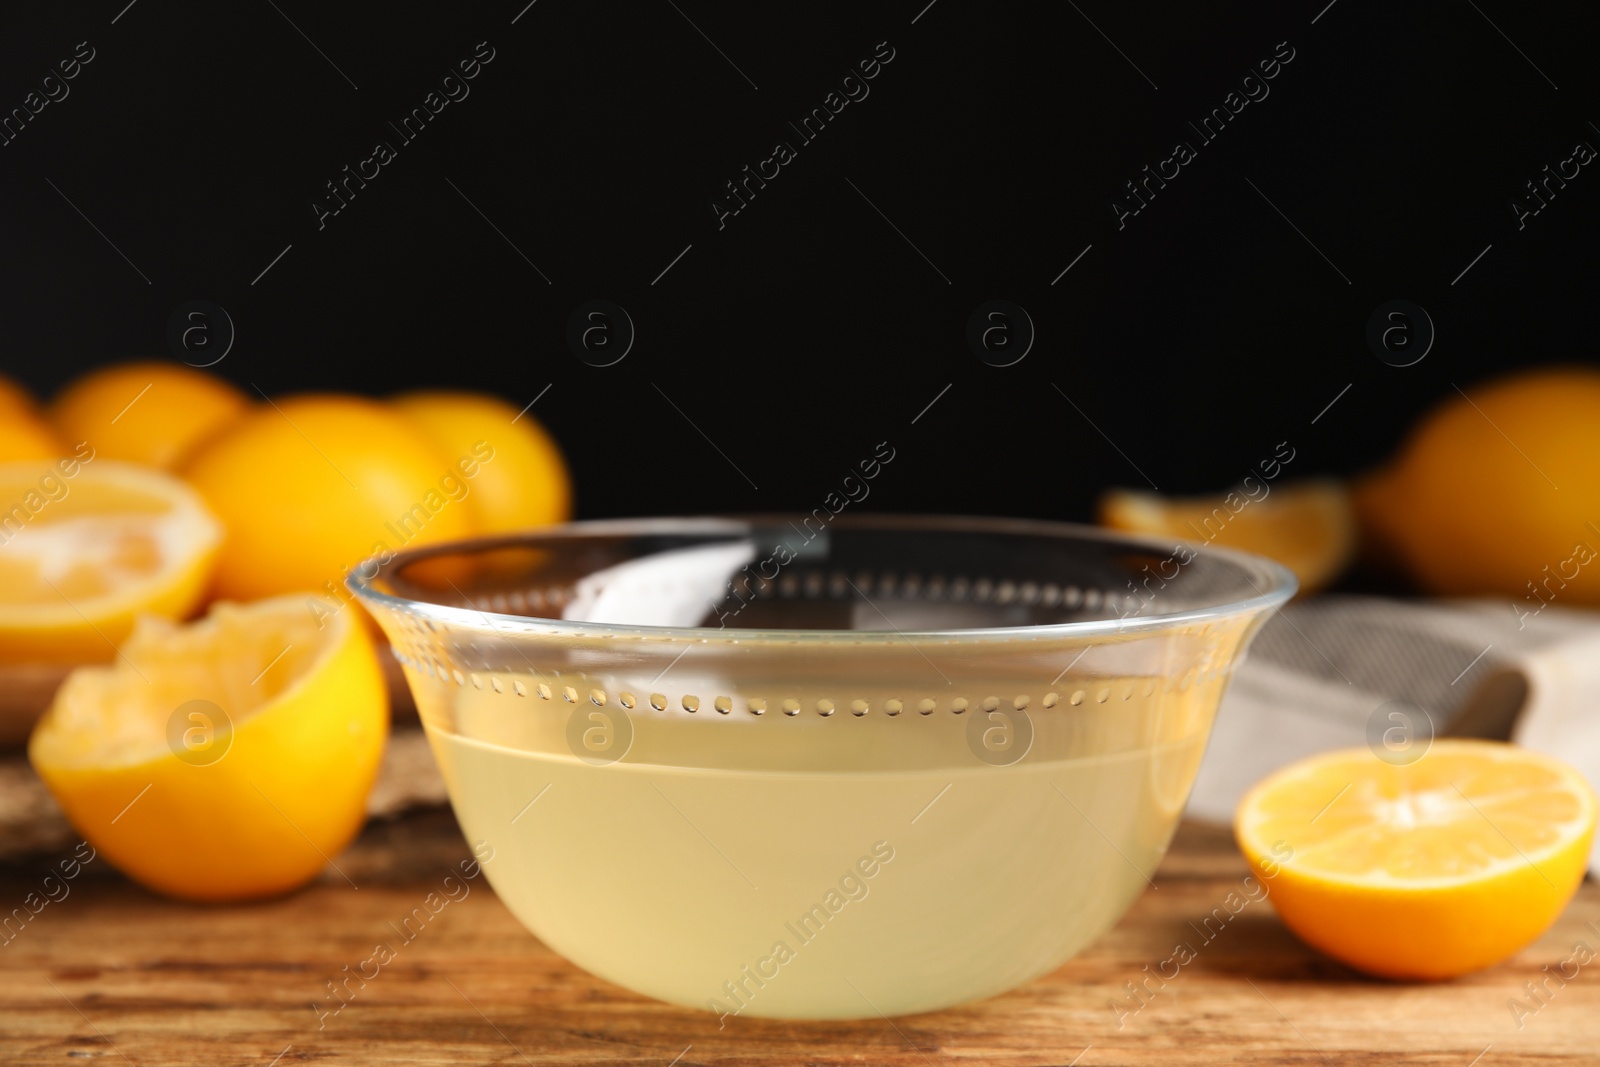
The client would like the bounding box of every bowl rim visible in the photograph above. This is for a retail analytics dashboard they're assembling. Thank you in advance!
[346,514,1297,644]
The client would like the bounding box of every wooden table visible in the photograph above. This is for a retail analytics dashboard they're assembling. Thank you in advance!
[3,811,1596,1066]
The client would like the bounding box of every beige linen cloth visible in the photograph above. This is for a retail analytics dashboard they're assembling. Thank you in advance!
[4,594,1598,877]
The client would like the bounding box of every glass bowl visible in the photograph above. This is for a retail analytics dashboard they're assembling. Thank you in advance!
[349,515,1294,1019]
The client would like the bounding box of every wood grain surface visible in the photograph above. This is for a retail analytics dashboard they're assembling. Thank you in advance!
[2,812,1596,1066]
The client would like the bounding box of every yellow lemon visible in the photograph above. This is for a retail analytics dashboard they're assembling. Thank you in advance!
[182,394,478,602]
[0,373,69,461]
[1099,479,1354,595]
[50,361,250,470]
[0,373,41,417]
[1360,367,1600,602]
[30,594,388,901]
[1235,740,1596,979]
[0,459,220,663]
[394,390,571,534]
[0,409,67,462]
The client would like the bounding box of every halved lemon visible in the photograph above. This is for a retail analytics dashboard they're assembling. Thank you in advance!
[29,594,388,902]
[1235,741,1597,979]
[0,460,221,663]
[1099,479,1355,595]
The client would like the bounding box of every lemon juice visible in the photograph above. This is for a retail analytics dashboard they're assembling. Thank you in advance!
[422,671,1216,1019]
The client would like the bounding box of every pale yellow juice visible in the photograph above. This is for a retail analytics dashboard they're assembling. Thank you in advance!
[422,672,1213,1019]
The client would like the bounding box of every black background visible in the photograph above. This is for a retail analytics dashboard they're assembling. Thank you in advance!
[1,0,1595,523]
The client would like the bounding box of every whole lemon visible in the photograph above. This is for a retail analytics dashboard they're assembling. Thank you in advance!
[51,361,250,470]
[1361,368,1600,604]
[0,373,43,417]
[182,394,477,600]
[0,409,66,461]
[0,373,67,460]
[394,390,571,533]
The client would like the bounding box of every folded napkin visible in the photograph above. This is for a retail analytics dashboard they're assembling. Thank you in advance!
[1190,594,1600,876]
